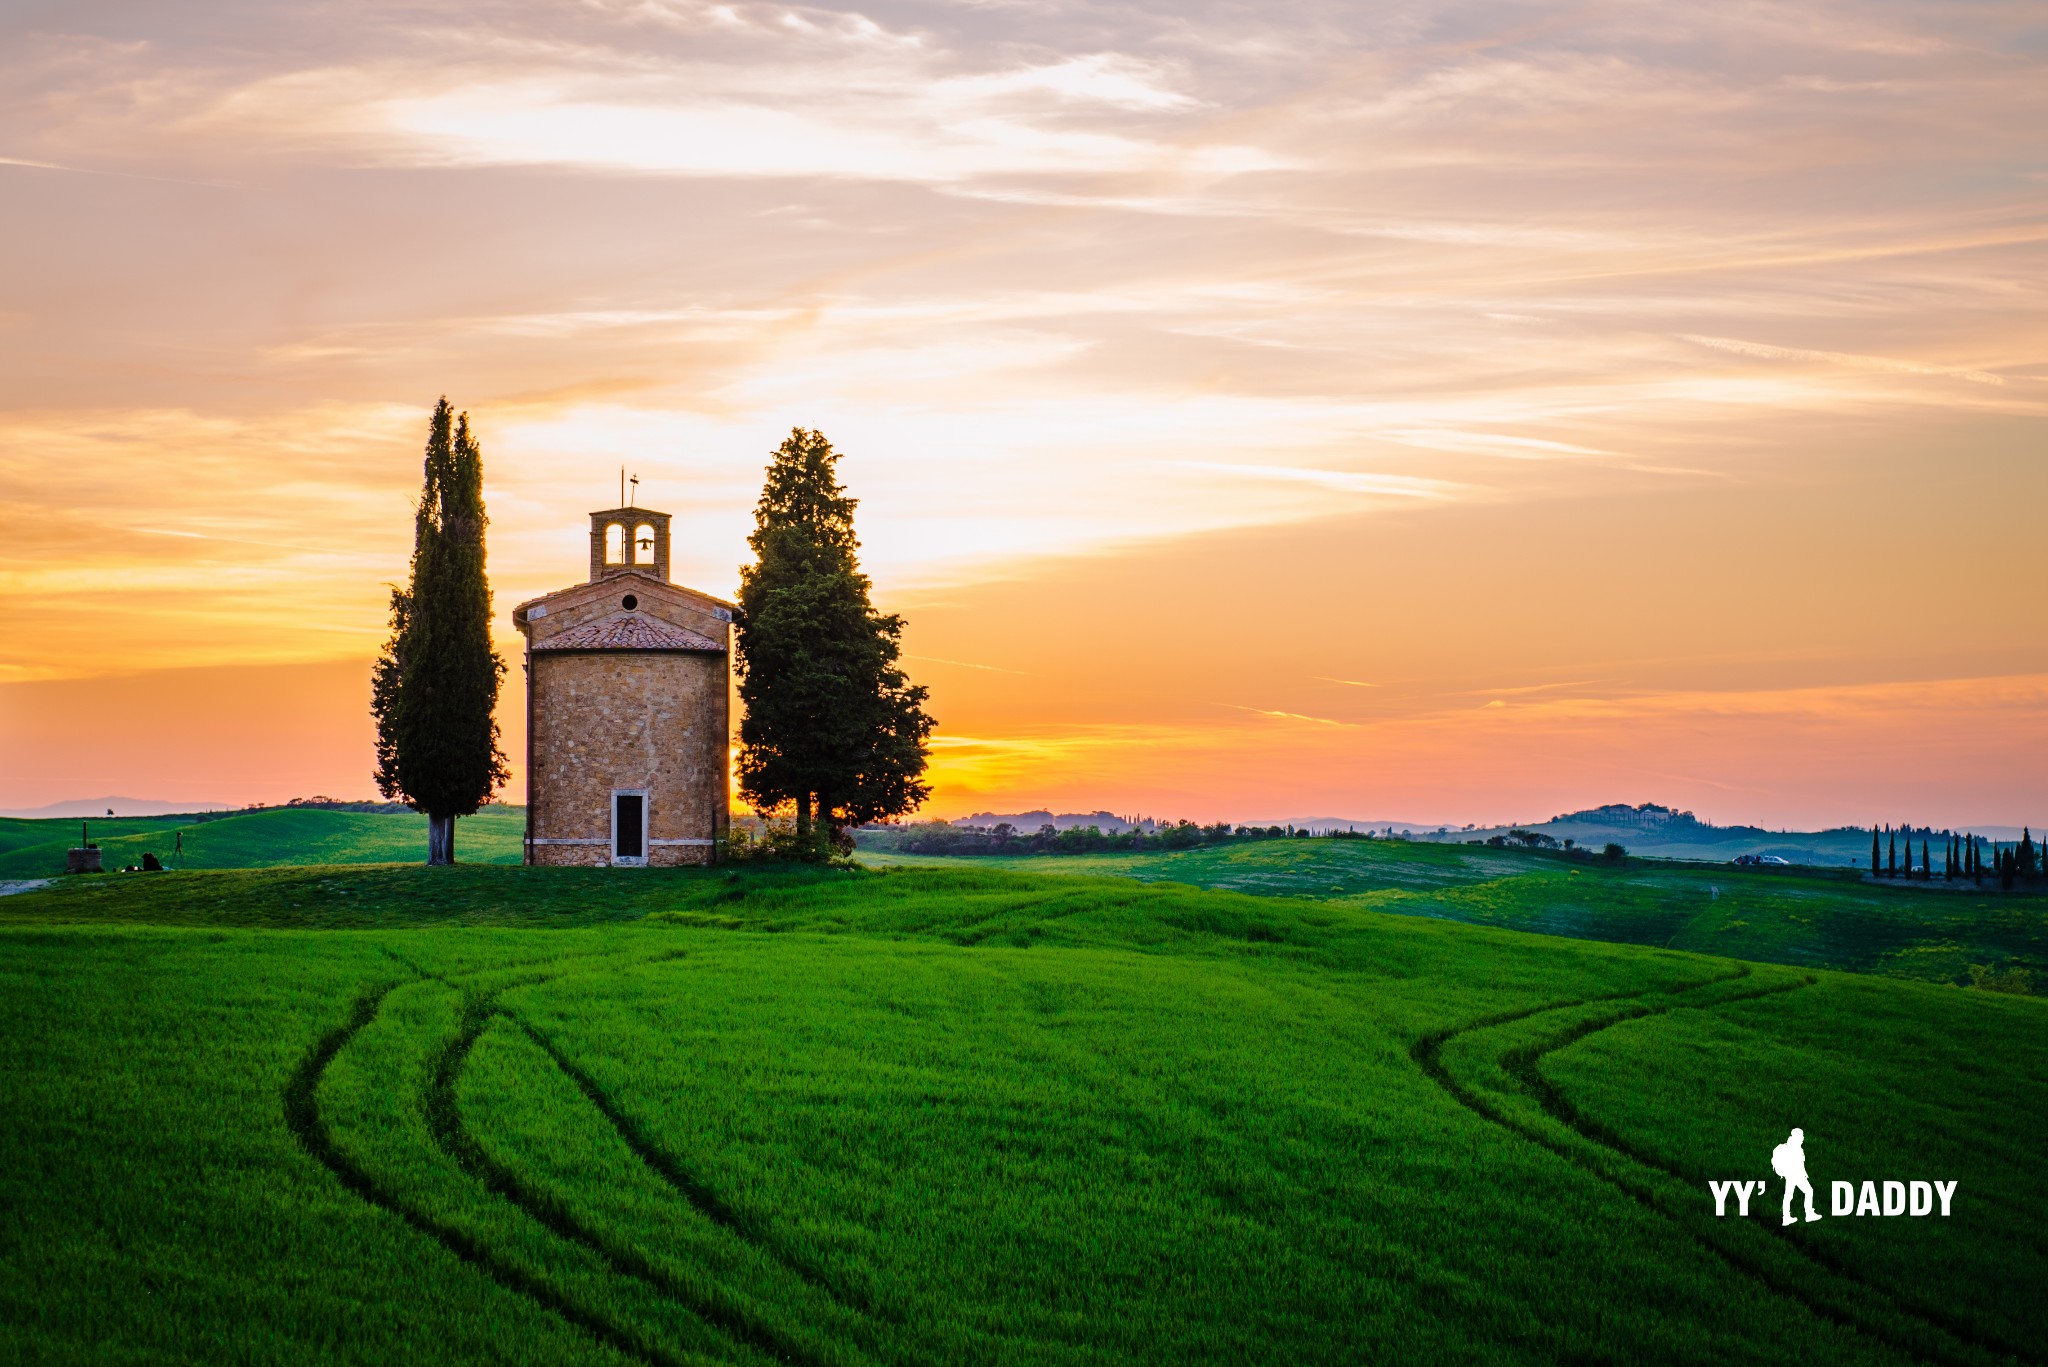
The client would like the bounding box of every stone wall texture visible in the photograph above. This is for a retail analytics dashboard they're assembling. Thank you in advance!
[525,648,729,867]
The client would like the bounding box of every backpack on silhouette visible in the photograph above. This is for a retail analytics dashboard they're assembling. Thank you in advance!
[1770,1142,1795,1178]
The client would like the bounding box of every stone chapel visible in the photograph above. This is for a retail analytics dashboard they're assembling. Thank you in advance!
[512,505,733,866]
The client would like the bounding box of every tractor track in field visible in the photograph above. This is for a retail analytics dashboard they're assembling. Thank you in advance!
[409,947,903,1335]
[426,981,850,1367]
[1413,969,2035,1367]
[282,981,685,1367]
[504,1010,908,1332]
[1506,987,2041,1367]
[388,947,911,1366]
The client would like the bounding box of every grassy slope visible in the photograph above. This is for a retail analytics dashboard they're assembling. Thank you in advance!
[864,840,2047,991]
[18,810,2039,994]
[1,863,2041,1366]
[1461,820,1875,865]
[0,806,526,877]
[1542,976,2047,1355]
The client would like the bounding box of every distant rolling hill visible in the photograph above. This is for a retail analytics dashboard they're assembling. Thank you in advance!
[1442,804,1870,866]
[1434,803,1998,867]
[937,802,2027,867]
[0,806,525,877]
[0,796,240,819]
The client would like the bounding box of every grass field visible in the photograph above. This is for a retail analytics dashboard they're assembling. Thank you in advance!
[0,806,526,878]
[864,839,2048,993]
[13,810,2042,992]
[1,862,2041,1365]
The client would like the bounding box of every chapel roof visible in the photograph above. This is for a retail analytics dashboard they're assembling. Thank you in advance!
[529,611,724,653]
[512,570,737,618]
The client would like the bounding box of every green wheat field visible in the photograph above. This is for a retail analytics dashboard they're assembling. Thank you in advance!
[1,818,2043,1364]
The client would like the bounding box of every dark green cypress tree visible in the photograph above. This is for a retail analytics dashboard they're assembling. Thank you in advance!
[1920,838,1930,880]
[2020,828,2038,879]
[371,399,509,864]
[735,428,934,858]
[1946,833,1956,881]
[1887,826,1897,877]
[1871,825,1881,876]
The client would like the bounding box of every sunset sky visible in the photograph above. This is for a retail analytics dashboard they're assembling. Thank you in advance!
[2,0,2044,827]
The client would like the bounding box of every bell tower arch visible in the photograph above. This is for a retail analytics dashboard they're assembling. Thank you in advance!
[589,507,671,582]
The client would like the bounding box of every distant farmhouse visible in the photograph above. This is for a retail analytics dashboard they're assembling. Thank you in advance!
[513,505,734,867]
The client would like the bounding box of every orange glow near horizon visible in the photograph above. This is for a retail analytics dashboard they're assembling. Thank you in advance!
[1,2,2044,828]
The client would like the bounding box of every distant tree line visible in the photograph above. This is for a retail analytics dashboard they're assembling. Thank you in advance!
[1870,823,2040,890]
[1481,829,1629,861]
[861,820,1299,856]
[859,820,1349,857]
[856,820,1630,860]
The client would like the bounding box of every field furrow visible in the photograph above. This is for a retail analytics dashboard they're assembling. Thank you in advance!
[1421,972,2020,1367]
[281,977,664,1366]
[432,977,854,1367]
[504,1008,910,1338]
[306,967,750,1367]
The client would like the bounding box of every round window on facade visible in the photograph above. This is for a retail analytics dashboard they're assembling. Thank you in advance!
[622,594,638,610]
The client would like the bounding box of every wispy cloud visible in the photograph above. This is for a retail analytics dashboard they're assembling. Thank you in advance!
[1680,335,2007,386]
[1177,463,1456,499]
[1224,705,1358,728]
[903,653,1031,676]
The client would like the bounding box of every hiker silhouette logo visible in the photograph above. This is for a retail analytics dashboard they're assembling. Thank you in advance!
[1709,1132,1958,1222]
[1770,1128,1822,1226]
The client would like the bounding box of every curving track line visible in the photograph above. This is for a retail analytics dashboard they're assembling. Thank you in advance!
[505,1012,907,1331]
[378,947,908,1364]
[427,981,853,1367]
[1413,969,2031,1367]
[1508,984,2039,1367]
[282,982,685,1367]
[416,947,903,1339]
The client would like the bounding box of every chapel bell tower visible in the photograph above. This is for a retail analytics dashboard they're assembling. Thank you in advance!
[589,508,672,583]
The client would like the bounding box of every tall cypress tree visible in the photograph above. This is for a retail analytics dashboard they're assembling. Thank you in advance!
[2020,828,2038,879]
[1920,838,1930,880]
[735,428,934,858]
[371,399,508,864]
[1887,826,1897,877]
[1871,825,1882,876]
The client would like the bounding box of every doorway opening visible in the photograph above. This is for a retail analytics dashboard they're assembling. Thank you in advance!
[612,791,647,865]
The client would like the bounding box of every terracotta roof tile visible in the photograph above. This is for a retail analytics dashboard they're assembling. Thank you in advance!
[531,613,723,653]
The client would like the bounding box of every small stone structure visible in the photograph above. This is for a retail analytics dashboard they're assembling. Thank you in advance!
[66,847,102,875]
[513,506,733,867]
